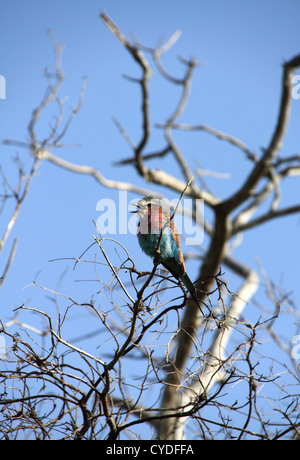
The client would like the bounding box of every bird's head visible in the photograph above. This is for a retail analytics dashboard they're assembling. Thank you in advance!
[130,195,167,217]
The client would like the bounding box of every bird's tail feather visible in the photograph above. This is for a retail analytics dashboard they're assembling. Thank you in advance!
[182,273,195,295]
[161,261,203,314]
[182,273,204,315]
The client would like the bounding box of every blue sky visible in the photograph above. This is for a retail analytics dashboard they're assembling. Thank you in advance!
[1,0,299,341]
[0,0,300,438]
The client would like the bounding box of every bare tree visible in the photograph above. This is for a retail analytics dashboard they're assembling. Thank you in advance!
[1,12,300,440]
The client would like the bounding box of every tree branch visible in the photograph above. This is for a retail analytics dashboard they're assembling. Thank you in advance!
[220,54,300,214]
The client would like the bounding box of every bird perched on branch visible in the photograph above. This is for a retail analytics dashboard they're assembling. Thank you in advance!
[131,195,195,296]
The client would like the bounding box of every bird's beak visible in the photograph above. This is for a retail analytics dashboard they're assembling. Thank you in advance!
[130,202,140,213]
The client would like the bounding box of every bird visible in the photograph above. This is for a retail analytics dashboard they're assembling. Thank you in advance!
[131,195,195,296]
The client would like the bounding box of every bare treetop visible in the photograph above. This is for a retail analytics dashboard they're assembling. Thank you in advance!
[1,11,300,440]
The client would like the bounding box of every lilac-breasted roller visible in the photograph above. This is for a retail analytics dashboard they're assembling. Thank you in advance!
[131,195,195,296]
